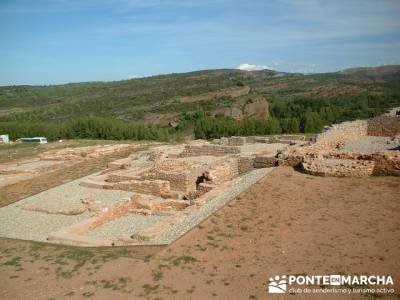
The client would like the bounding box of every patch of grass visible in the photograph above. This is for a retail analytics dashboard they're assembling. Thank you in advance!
[142,284,160,294]
[82,291,95,298]
[153,271,163,281]
[4,256,22,267]
[102,280,114,289]
[171,255,197,266]
[59,271,73,279]
[144,255,153,262]
[194,244,207,251]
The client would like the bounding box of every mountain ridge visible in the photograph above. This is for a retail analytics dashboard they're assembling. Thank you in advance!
[0,65,399,125]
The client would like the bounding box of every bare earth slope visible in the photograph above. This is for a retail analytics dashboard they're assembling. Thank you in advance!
[0,167,399,299]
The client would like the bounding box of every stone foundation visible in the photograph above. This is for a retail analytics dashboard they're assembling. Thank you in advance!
[372,151,400,176]
[367,116,400,137]
[279,116,399,177]
[302,159,375,177]
[179,145,240,157]
[204,158,239,184]
[254,155,279,168]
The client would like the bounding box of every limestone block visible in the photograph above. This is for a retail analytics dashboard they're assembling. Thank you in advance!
[254,156,278,168]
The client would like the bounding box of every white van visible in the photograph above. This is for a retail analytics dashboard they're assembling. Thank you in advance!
[18,137,48,144]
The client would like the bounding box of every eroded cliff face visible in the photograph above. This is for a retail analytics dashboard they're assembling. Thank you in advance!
[242,96,269,119]
[216,95,269,120]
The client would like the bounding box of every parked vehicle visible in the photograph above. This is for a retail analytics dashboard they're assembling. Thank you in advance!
[17,137,48,144]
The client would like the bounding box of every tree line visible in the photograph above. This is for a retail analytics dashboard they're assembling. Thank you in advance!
[193,93,400,139]
[0,117,172,142]
[1,93,399,142]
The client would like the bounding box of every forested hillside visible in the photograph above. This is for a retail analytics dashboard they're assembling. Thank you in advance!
[1,66,399,141]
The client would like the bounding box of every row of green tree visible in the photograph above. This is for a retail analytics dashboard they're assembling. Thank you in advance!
[192,93,400,139]
[1,93,399,141]
[0,117,172,142]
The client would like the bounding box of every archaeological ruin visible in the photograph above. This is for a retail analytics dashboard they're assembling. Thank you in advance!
[0,114,398,247]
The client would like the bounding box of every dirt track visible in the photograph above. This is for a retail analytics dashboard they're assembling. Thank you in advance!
[0,166,399,299]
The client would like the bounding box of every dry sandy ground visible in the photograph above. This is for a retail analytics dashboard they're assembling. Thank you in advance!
[0,167,399,300]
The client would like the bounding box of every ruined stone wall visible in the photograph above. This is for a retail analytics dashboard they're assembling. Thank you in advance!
[111,179,178,199]
[372,151,400,176]
[301,159,375,177]
[204,158,239,184]
[316,120,368,148]
[226,137,245,146]
[254,155,279,168]
[367,116,400,137]
[39,144,136,161]
[238,156,255,174]
[179,145,240,157]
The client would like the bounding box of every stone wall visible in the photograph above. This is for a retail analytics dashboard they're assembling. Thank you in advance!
[301,159,375,177]
[238,156,255,174]
[143,160,208,193]
[254,155,279,168]
[226,137,245,146]
[179,145,240,157]
[110,179,179,199]
[89,195,188,229]
[39,144,136,161]
[204,158,239,184]
[372,151,400,176]
[316,120,368,148]
[367,116,400,137]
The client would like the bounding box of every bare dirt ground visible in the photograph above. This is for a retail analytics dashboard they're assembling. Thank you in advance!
[0,166,399,300]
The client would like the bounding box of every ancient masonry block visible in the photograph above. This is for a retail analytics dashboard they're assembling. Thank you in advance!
[143,159,208,193]
[254,137,269,143]
[367,116,400,137]
[204,158,239,184]
[108,158,131,170]
[179,145,240,157]
[111,179,179,199]
[301,159,375,177]
[89,194,189,230]
[254,155,279,168]
[238,156,255,174]
[372,150,400,176]
[227,136,245,146]
[245,136,256,144]
[316,120,368,148]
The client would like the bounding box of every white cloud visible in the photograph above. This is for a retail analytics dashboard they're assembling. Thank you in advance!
[237,63,270,71]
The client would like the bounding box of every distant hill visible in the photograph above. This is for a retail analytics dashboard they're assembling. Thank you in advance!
[340,65,400,77]
[1,65,399,125]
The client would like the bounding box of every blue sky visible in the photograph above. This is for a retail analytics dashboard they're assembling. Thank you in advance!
[1,0,399,85]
